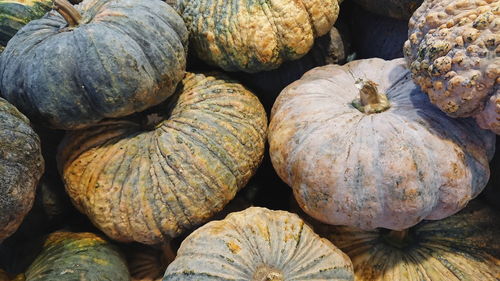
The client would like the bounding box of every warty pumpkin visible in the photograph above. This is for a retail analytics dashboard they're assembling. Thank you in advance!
[178,0,340,73]
[58,72,267,245]
[0,97,44,242]
[163,207,354,281]
[0,0,188,130]
[404,0,500,134]
[22,231,130,281]
[269,58,495,231]
[314,200,500,281]
[0,0,52,52]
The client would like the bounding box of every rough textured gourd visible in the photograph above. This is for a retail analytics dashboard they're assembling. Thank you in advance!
[178,0,340,73]
[316,200,500,281]
[0,0,188,130]
[0,0,52,52]
[353,0,423,20]
[58,73,267,245]
[23,231,130,281]
[0,97,44,242]
[163,207,354,281]
[404,0,500,133]
[269,58,495,230]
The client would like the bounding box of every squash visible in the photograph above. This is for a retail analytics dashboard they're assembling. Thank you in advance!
[352,0,423,20]
[0,0,188,130]
[178,0,340,73]
[58,72,267,245]
[23,231,130,281]
[124,243,175,281]
[163,207,354,281]
[269,58,495,231]
[0,0,52,52]
[315,200,500,281]
[404,0,500,134]
[0,97,44,242]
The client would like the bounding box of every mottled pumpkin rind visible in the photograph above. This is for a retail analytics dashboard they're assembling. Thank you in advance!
[0,97,44,242]
[58,72,267,245]
[164,207,354,281]
[269,58,495,231]
[24,231,130,281]
[318,201,500,281]
[0,0,189,129]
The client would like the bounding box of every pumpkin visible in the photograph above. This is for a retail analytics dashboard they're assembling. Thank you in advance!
[347,3,408,60]
[22,231,130,281]
[0,0,52,52]
[0,97,44,242]
[352,0,423,20]
[269,58,495,231]
[58,72,267,245]
[178,0,340,73]
[0,0,188,130]
[124,243,175,281]
[314,200,500,281]
[163,207,354,281]
[404,0,500,134]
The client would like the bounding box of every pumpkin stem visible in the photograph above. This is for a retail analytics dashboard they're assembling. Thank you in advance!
[54,0,81,27]
[253,265,284,281]
[352,79,391,114]
[384,229,411,248]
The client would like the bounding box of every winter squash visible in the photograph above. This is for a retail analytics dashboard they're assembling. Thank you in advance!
[58,72,267,245]
[178,0,340,73]
[0,97,44,242]
[23,231,130,281]
[269,58,495,231]
[163,207,354,281]
[0,0,52,52]
[404,0,500,134]
[347,3,408,60]
[316,200,500,281]
[0,0,188,130]
[353,0,423,20]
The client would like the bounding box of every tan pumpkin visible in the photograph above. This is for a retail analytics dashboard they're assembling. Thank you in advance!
[58,72,267,245]
[163,207,354,280]
[269,58,495,231]
[313,200,500,281]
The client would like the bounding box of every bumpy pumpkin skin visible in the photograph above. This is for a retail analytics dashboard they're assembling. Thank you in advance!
[58,73,267,245]
[0,0,188,130]
[0,0,52,51]
[23,232,130,281]
[178,0,340,73]
[269,58,495,231]
[164,207,354,281]
[404,0,500,133]
[317,201,500,281]
[0,98,44,242]
[353,0,423,20]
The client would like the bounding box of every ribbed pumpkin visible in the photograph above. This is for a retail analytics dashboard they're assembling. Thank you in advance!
[269,58,495,231]
[22,231,130,281]
[0,0,188,130]
[353,0,423,19]
[0,0,52,51]
[164,207,354,281]
[404,0,500,134]
[315,200,500,281]
[58,72,267,245]
[0,97,44,242]
[178,0,340,73]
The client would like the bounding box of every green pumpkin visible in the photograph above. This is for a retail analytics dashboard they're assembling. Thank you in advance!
[23,232,130,281]
[0,0,188,130]
[0,0,52,51]
[0,97,44,242]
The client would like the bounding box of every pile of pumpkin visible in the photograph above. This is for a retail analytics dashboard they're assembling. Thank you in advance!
[0,0,498,280]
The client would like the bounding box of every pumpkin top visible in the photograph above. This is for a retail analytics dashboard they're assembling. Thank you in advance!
[404,0,499,133]
[164,207,354,281]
